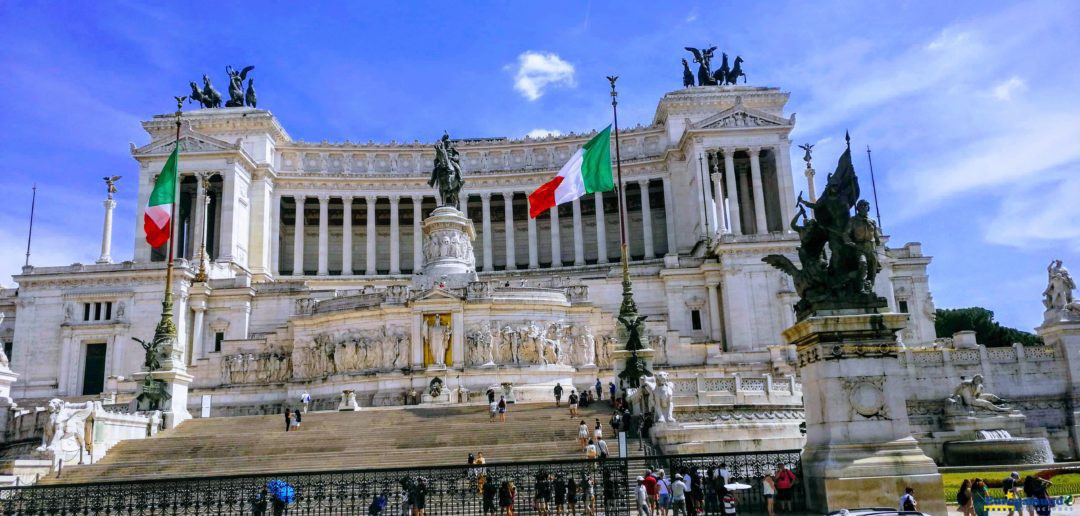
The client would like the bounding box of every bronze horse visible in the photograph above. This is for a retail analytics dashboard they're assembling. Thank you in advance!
[188,75,222,108]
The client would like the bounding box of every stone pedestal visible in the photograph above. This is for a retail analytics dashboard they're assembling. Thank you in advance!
[785,312,944,515]
[132,369,193,429]
[0,368,18,432]
[1038,312,1080,457]
[414,206,478,291]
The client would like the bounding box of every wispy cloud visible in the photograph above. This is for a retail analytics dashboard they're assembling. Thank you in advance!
[991,76,1026,101]
[509,51,576,101]
[526,128,562,139]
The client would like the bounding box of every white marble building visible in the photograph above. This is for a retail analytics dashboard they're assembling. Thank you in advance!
[0,85,936,414]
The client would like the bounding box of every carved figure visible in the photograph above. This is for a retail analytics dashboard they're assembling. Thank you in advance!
[798,143,814,168]
[684,46,717,86]
[947,374,1011,413]
[188,75,223,109]
[225,65,255,107]
[1044,259,1077,311]
[645,372,677,423]
[713,53,730,84]
[103,176,121,199]
[429,377,444,398]
[681,58,695,88]
[502,325,521,364]
[424,317,451,367]
[762,134,886,319]
[429,133,464,207]
[245,78,257,108]
[133,337,162,372]
[38,399,96,470]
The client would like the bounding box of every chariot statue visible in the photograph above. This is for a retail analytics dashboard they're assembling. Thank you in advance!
[429,133,464,207]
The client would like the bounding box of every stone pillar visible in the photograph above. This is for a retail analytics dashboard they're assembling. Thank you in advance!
[292,196,305,276]
[190,302,206,361]
[638,180,654,259]
[572,198,585,266]
[723,149,741,235]
[341,196,353,275]
[550,206,562,267]
[712,170,728,233]
[191,176,206,262]
[775,144,796,232]
[749,147,768,234]
[389,195,401,274]
[480,193,493,272]
[502,192,516,270]
[270,192,280,276]
[806,166,818,202]
[97,198,117,264]
[706,282,722,342]
[662,178,677,254]
[701,160,718,240]
[527,213,539,269]
[787,313,944,514]
[1038,312,1080,456]
[412,196,423,272]
[365,196,377,275]
[594,192,609,264]
[317,195,330,276]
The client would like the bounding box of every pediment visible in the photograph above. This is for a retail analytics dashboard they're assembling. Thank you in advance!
[693,97,792,130]
[132,129,240,157]
[412,288,464,302]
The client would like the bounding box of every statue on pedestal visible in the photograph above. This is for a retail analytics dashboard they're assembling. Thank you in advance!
[1044,259,1079,313]
[37,399,96,470]
[423,316,452,367]
[947,374,1012,413]
[429,133,464,207]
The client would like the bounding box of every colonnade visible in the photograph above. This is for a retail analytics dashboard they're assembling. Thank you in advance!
[273,177,673,276]
[702,146,793,237]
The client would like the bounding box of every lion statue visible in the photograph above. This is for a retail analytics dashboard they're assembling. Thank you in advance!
[37,398,97,470]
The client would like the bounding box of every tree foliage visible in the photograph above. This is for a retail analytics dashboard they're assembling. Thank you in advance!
[934,307,1043,347]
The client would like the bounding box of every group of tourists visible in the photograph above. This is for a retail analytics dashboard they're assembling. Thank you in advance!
[282,407,302,432]
[486,389,509,423]
[955,472,1056,516]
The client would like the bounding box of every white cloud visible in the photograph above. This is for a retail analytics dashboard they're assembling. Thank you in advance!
[510,51,576,101]
[991,76,1026,101]
[526,128,562,139]
[984,171,1080,252]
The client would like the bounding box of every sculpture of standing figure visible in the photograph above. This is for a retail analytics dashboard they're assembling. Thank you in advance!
[429,133,464,207]
[1044,259,1077,311]
[846,199,881,290]
[225,65,255,107]
[424,316,451,367]
[684,46,717,86]
[103,176,121,199]
[579,326,596,367]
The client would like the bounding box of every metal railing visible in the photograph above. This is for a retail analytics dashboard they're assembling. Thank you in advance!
[0,450,802,515]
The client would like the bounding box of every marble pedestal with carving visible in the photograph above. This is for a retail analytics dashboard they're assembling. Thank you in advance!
[786,312,944,515]
[415,206,478,291]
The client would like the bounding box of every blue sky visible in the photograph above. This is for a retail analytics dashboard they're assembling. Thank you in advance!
[0,1,1076,332]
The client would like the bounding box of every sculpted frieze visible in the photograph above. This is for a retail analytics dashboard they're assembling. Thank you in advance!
[290,326,408,380]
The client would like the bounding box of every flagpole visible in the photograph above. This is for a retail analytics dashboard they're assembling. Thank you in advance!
[866,145,883,232]
[607,76,637,318]
[153,97,186,345]
[24,184,36,267]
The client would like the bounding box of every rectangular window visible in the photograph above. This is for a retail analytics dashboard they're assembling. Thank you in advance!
[94,303,102,321]
[691,309,702,331]
[82,343,108,395]
[104,302,112,321]
[214,332,224,353]
[83,303,91,321]
[898,300,909,313]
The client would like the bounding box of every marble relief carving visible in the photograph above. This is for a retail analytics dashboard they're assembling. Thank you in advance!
[465,322,599,368]
[289,326,408,379]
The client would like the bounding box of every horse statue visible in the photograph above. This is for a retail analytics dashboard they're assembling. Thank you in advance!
[684,46,717,86]
[200,75,222,108]
[712,53,730,84]
[681,58,695,88]
[188,82,210,108]
[724,56,746,85]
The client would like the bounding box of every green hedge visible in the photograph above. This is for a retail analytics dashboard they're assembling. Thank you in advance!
[942,468,1080,503]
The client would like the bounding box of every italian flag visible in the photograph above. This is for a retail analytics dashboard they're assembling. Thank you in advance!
[144,147,178,248]
[529,125,614,218]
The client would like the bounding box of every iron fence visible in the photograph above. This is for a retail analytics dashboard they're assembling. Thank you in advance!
[0,450,802,515]
[643,450,806,514]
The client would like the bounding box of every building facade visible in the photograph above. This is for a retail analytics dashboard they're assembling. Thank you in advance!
[0,85,935,414]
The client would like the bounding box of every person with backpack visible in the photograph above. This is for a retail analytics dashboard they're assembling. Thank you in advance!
[554,383,564,407]
[957,478,973,516]
[568,390,579,418]
[899,487,917,512]
[1003,472,1021,516]
[973,478,990,516]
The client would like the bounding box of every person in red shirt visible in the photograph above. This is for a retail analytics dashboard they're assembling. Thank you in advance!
[643,469,660,513]
[774,464,796,513]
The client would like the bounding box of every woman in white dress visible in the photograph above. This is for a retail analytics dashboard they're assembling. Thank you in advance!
[578,420,589,451]
[592,420,603,442]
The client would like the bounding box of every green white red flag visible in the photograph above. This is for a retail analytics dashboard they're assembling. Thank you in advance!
[144,147,178,248]
[528,126,614,218]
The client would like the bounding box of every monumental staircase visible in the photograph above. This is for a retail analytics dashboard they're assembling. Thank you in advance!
[41,402,622,485]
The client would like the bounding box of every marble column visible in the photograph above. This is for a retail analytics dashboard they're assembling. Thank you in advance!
[594,192,609,264]
[170,175,184,260]
[365,195,376,275]
[458,194,467,214]
[662,178,676,254]
[97,198,117,264]
[527,213,539,269]
[701,157,718,239]
[749,147,768,234]
[480,193,493,272]
[341,196,353,275]
[389,196,401,274]
[190,176,206,262]
[502,192,516,270]
[292,196,306,276]
[550,206,562,267]
[712,172,728,233]
[775,143,796,232]
[706,282,722,342]
[723,149,741,235]
[572,198,585,266]
[638,180,654,258]
[317,195,330,275]
[412,196,423,272]
[190,303,206,361]
[270,193,280,276]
